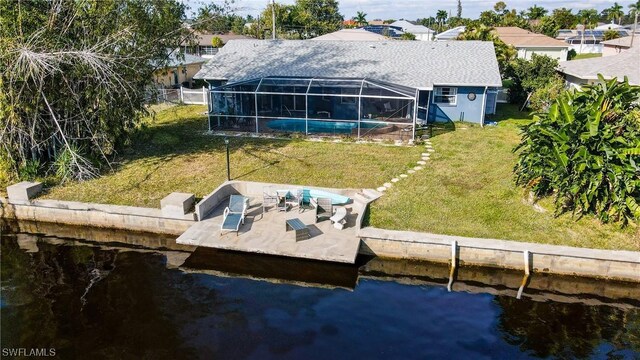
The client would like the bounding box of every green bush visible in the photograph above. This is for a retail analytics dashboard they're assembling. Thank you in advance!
[505,54,559,106]
[528,76,565,112]
[18,159,41,181]
[514,76,640,225]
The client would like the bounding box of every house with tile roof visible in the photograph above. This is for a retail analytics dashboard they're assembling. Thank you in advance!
[494,27,569,61]
[193,39,502,140]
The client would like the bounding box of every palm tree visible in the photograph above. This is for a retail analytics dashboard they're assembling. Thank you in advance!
[353,11,367,26]
[577,9,598,29]
[526,5,547,20]
[436,9,448,30]
[607,2,624,24]
[630,1,640,14]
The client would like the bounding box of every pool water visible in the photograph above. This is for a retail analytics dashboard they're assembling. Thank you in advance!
[267,119,378,134]
[1,232,639,359]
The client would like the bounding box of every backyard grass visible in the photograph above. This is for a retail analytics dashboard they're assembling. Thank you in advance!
[22,103,640,251]
[368,104,640,251]
[571,53,603,60]
[42,104,423,207]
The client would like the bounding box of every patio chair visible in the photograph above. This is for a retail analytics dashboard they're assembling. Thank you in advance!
[330,207,347,230]
[263,187,278,213]
[311,197,333,223]
[221,195,248,236]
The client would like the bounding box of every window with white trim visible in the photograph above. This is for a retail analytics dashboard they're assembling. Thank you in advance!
[434,87,457,105]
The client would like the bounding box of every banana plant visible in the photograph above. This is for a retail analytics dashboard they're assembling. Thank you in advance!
[514,76,640,225]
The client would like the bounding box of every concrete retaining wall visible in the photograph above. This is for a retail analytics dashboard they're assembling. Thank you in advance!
[2,198,195,236]
[358,227,640,282]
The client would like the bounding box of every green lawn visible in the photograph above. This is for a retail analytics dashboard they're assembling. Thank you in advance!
[571,53,603,60]
[369,104,639,251]
[28,104,640,250]
[42,105,423,207]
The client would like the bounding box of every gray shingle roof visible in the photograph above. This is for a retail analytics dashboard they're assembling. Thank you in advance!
[558,47,640,85]
[194,39,502,89]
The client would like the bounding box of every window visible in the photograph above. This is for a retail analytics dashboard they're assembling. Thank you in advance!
[434,87,457,105]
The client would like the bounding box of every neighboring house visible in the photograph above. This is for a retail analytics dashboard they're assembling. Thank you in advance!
[557,47,639,89]
[563,30,629,54]
[154,53,207,88]
[390,20,434,41]
[494,27,569,61]
[360,24,404,38]
[193,40,502,140]
[601,36,638,56]
[434,26,466,41]
[183,32,251,58]
[312,29,388,41]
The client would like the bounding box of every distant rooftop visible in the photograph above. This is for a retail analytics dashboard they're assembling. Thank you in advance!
[494,27,568,48]
[434,26,466,41]
[558,47,639,85]
[390,20,434,35]
[194,39,502,89]
[601,36,637,48]
[312,28,387,41]
[187,32,252,46]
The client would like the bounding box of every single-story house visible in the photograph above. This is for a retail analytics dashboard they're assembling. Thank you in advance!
[183,32,251,58]
[557,47,639,89]
[312,29,387,41]
[494,26,569,61]
[390,20,434,41]
[601,36,638,57]
[193,40,502,140]
[154,53,207,88]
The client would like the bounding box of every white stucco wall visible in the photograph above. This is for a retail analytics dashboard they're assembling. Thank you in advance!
[517,47,568,61]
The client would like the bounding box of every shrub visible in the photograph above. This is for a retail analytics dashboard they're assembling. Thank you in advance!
[528,76,565,112]
[18,159,41,181]
[505,54,559,106]
[514,76,640,225]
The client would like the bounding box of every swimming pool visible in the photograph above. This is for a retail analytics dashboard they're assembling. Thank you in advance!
[267,119,378,134]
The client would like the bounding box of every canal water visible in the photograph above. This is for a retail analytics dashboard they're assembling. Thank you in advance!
[1,225,639,359]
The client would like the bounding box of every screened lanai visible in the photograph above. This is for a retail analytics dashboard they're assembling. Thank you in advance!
[209,77,427,140]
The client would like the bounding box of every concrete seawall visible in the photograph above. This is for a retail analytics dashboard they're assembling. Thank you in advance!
[1,197,195,236]
[358,227,640,283]
[2,180,640,283]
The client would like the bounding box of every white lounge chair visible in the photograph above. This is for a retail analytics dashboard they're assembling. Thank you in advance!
[330,207,347,230]
[221,195,248,235]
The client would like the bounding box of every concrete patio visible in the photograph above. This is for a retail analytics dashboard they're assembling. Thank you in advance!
[176,189,362,263]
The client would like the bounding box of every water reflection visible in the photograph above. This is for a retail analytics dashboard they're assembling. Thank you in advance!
[1,226,639,359]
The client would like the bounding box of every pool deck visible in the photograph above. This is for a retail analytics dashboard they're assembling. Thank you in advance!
[176,193,362,264]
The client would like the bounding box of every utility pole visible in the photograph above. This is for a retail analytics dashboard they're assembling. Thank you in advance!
[271,0,276,40]
[631,11,638,48]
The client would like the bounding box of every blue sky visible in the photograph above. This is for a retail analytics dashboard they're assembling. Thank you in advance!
[185,0,636,20]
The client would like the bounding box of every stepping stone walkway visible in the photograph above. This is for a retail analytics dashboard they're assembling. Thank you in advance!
[375,141,435,193]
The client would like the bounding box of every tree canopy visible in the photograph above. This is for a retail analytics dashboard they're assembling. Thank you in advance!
[0,0,189,181]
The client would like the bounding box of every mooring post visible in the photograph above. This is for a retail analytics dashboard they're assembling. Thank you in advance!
[447,240,457,292]
[517,250,531,299]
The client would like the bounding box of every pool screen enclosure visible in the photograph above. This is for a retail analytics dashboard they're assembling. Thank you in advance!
[209,77,424,141]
